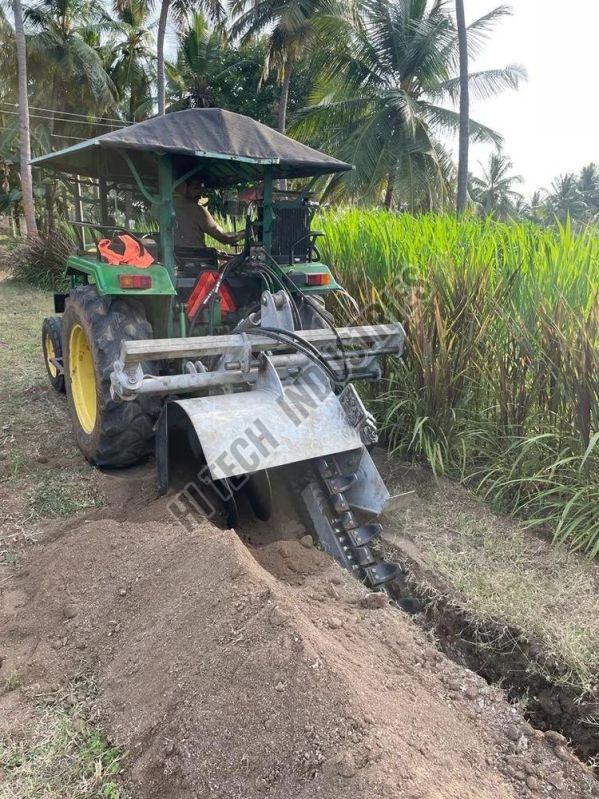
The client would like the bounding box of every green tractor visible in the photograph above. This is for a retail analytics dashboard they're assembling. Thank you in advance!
[36,108,405,588]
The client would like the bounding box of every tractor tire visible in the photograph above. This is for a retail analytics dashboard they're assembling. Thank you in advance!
[62,286,160,468]
[42,316,65,394]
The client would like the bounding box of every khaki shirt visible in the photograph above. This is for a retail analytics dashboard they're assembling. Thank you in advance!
[173,195,236,248]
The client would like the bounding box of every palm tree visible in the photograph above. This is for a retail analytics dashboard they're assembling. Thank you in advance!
[12,0,37,235]
[167,12,229,109]
[529,190,544,214]
[110,0,155,121]
[0,7,18,119]
[577,162,599,219]
[156,0,224,115]
[25,0,119,128]
[469,152,522,219]
[455,0,468,214]
[515,189,545,225]
[293,0,524,209]
[156,0,171,114]
[231,0,333,132]
[545,174,587,224]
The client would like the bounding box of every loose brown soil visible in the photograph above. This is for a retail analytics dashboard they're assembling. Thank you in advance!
[1,479,598,798]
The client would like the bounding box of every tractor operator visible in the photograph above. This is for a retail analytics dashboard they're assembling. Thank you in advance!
[174,179,245,248]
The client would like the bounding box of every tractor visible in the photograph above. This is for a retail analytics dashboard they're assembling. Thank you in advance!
[35,108,405,588]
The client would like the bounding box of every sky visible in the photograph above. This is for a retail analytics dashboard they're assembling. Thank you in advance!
[465,0,599,194]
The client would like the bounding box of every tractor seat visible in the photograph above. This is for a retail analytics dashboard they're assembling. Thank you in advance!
[175,246,219,276]
[174,247,220,302]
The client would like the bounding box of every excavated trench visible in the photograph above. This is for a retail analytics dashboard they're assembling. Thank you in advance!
[101,458,598,767]
[381,544,599,765]
[237,530,599,767]
[230,482,599,764]
[7,504,598,799]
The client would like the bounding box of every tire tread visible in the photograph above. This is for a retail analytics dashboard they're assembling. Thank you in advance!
[63,286,160,467]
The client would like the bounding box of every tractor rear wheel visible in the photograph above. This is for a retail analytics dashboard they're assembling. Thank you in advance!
[42,316,65,394]
[62,286,160,467]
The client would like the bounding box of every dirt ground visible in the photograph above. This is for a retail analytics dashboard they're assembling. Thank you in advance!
[1,469,598,798]
[1,277,598,797]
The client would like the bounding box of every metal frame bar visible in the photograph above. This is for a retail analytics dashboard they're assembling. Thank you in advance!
[30,138,101,165]
[119,323,405,365]
[173,163,204,191]
[192,150,279,165]
[120,152,160,204]
[31,140,280,169]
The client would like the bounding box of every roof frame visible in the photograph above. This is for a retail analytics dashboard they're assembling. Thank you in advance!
[28,108,352,186]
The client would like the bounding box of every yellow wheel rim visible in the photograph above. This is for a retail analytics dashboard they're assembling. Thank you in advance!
[69,323,97,434]
[44,333,58,378]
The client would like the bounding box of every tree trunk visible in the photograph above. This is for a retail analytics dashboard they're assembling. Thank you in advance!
[277,58,293,133]
[13,0,38,237]
[48,74,58,136]
[455,0,469,214]
[383,163,396,209]
[157,0,171,116]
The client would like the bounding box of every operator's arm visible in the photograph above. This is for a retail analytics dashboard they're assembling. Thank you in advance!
[197,204,245,246]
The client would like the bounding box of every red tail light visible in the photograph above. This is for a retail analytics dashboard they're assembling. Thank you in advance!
[306,273,331,286]
[119,274,152,290]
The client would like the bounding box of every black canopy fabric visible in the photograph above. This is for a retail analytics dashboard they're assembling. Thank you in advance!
[31,108,352,186]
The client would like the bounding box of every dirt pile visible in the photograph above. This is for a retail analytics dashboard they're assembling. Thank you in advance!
[1,509,597,798]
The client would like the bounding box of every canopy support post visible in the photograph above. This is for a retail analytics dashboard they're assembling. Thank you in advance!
[157,154,176,280]
[98,149,109,226]
[263,166,274,254]
[117,149,176,282]
[158,154,177,337]
[72,176,85,247]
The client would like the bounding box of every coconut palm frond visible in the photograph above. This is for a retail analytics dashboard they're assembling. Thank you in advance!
[429,65,526,104]
[289,0,519,207]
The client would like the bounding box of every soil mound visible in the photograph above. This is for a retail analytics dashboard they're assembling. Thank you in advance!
[1,514,596,798]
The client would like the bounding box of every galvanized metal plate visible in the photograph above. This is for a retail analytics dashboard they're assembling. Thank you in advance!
[334,448,391,516]
[175,387,362,480]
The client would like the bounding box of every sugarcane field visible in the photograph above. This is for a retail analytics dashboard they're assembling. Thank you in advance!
[0,1,597,797]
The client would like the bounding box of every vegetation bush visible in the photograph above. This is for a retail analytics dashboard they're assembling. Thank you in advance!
[321,210,599,555]
[11,229,73,291]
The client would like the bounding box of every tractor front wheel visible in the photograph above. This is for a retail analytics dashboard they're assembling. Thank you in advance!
[62,286,160,467]
[42,316,65,394]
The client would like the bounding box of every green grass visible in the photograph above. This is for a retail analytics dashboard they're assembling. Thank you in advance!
[0,680,127,799]
[320,210,599,555]
[1,673,23,694]
[0,276,120,798]
[383,470,599,694]
[0,550,18,566]
[30,472,100,519]
[0,278,102,526]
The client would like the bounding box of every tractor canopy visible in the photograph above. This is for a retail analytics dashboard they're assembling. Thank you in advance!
[30,107,352,187]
